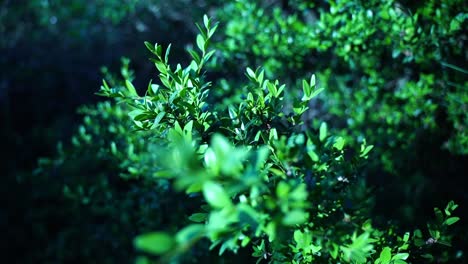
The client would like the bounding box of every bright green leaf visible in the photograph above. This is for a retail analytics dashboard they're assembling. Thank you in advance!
[246,67,256,80]
[134,232,175,255]
[444,217,460,226]
[125,80,138,97]
[283,210,308,226]
[203,181,232,209]
[310,74,316,87]
[379,247,391,263]
[333,137,345,150]
[319,122,327,141]
[393,253,409,260]
[196,34,205,52]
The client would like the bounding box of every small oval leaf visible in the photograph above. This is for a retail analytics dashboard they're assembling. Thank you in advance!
[319,122,327,142]
[444,216,460,226]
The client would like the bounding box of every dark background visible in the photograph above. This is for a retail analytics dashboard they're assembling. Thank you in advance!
[0,0,214,260]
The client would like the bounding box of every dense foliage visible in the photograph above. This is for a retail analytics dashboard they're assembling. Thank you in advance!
[4,0,466,263]
[211,0,468,233]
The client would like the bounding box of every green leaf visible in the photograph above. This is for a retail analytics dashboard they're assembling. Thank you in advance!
[212,134,232,157]
[421,253,433,260]
[134,232,175,255]
[302,79,311,97]
[264,222,276,242]
[257,69,264,84]
[189,213,207,223]
[196,34,205,52]
[203,14,210,29]
[246,67,256,80]
[186,182,203,193]
[310,74,316,87]
[449,13,468,33]
[155,44,162,57]
[294,230,311,247]
[204,49,216,62]
[255,147,270,169]
[393,253,409,260]
[228,106,238,120]
[110,141,117,155]
[309,88,324,98]
[144,41,155,53]
[444,217,460,226]
[269,128,278,141]
[402,232,410,243]
[247,92,254,102]
[277,84,285,97]
[308,150,319,162]
[188,49,201,64]
[428,228,440,240]
[414,229,422,238]
[450,202,459,211]
[208,23,218,38]
[164,44,172,63]
[379,247,392,263]
[176,224,205,244]
[125,80,138,97]
[148,82,158,95]
[311,244,322,253]
[360,145,374,157]
[241,236,251,247]
[266,81,277,95]
[151,112,166,129]
[128,109,144,121]
[254,131,262,142]
[434,208,444,223]
[445,200,458,215]
[330,243,339,259]
[203,181,232,209]
[290,184,307,201]
[276,181,290,199]
[282,210,308,226]
[155,61,167,74]
[333,137,345,150]
[319,122,327,142]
